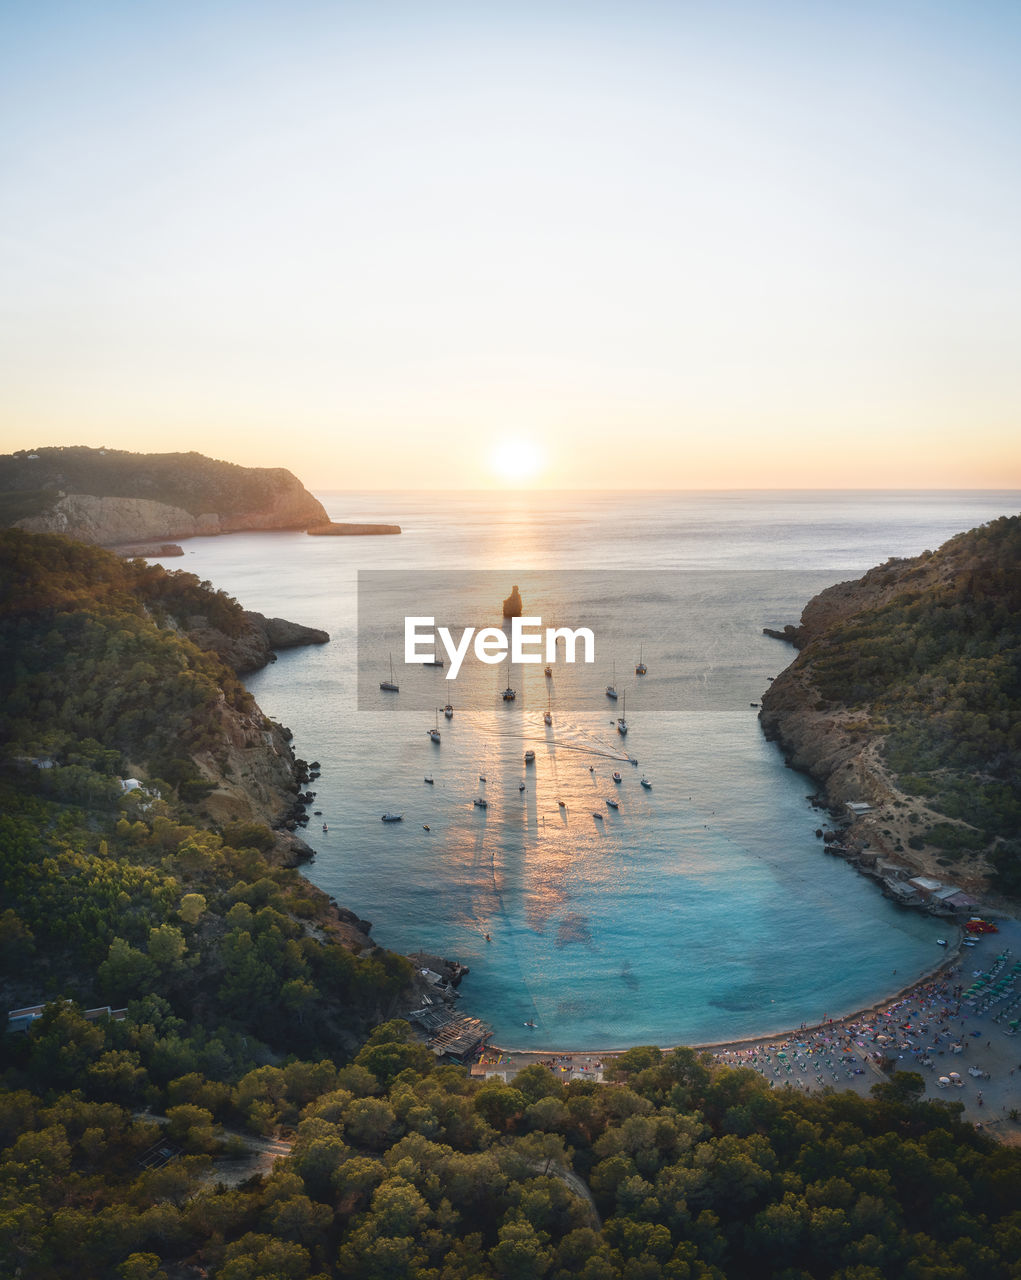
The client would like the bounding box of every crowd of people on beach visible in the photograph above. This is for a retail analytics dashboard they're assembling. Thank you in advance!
[474,936,1020,1135]
[711,950,1021,1113]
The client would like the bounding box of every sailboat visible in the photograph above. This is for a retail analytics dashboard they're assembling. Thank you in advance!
[380,653,399,692]
[635,644,647,676]
[428,708,441,742]
[543,687,552,726]
[606,661,618,699]
[443,702,454,718]
[617,692,628,735]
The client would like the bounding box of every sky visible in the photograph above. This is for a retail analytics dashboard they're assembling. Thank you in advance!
[1,0,1020,490]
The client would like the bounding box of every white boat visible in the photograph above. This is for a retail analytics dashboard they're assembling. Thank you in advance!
[543,688,552,726]
[519,783,526,791]
[473,797,488,808]
[612,771,622,783]
[636,644,647,676]
[424,776,434,784]
[616,692,628,736]
[524,749,535,763]
[503,686,516,701]
[640,776,651,789]
[428,709,441,742]
[606,797,619,809]
[380,652,399,692]
[606,661,618,699]
[443,703,453,718]
[381,812,403,822]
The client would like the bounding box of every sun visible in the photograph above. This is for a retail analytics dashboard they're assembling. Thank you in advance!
[488,438,545,484]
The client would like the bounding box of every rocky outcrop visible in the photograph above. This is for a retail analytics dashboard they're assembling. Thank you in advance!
[184,610,329,675]
[116,542,185,558]
[307,521,401,536]
[3,447,328,545]
[503,584,523,617]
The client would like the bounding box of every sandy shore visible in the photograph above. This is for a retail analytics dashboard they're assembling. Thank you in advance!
[481,914,1021,1143]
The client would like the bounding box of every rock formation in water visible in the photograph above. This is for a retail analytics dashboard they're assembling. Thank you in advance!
[503,584,523,617]
[1,446,328,545]
[307,521,401,536]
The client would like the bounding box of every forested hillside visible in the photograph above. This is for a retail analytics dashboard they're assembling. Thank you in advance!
[2,529,1020,1279]
[0,447,325,523]
[761,515,1021,893]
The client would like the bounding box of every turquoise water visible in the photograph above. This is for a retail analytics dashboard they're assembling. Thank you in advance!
[155,490,1019,1048]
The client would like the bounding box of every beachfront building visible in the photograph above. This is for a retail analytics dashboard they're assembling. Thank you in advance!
[908,876,945,902]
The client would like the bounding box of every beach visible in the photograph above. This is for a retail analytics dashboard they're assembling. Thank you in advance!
[480,913,1021,1143]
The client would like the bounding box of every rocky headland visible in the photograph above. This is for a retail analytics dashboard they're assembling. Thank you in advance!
[2,446,328,545]
[758,516,1021,896]
[184,609,330,676]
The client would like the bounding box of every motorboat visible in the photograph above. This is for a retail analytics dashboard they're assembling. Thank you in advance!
[557,799,566,808]
[543,689,552,726]
[381,812,403,822]
[605,798,619,809]
[544,664,552,678]
[524,749,535,763]
[424,776,434,784]
[640,776,651,789]
[473,797,488,808]
[592,811,604,819]
[519,783,526,791]
[380,652,399,692]
[612,771,622,783]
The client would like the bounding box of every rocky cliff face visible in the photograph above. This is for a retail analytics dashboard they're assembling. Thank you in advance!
[3,447,328,545]
[16,488,328,546]
[758,562,921,805]
[757,543,1004,889]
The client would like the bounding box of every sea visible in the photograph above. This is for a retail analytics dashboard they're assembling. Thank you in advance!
[152,490,1020,1050]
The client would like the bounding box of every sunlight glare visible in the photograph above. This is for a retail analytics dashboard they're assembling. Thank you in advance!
[488,438,544,484]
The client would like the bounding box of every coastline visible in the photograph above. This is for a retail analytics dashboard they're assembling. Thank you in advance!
[490,937,966,1059]
[483,914,1021,1140]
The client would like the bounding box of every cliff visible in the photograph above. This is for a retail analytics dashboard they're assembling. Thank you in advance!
[759,515,1021,894]
[1,446,328,545]
[185,609,330,675]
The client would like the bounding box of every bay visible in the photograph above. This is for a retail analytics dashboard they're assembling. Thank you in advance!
[154,490,1019,1048]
